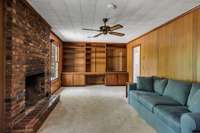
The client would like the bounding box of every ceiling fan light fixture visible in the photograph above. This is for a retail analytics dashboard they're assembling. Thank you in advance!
[107,3,117,10]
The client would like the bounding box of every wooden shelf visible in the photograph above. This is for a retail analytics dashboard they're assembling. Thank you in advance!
[107,55,126,58]
[63,57,84,60]
[86,46,106,49]
[106,71,128,74]
[85,72,105,75]
[63,50,85,53]
[63,63,85,66]
[63,46,85,49]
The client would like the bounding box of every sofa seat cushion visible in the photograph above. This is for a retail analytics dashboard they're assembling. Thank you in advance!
[130,90,159,100]
[138,95,181,112]
[163,79,191,105]
[154,105,190,133]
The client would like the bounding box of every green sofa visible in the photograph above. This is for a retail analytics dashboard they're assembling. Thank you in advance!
[128,76,200,133]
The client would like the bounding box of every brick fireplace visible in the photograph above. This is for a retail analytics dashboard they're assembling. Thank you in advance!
[4,0,59,132]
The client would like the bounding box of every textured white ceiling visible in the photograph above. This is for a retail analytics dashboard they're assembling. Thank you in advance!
[28,0,200,43]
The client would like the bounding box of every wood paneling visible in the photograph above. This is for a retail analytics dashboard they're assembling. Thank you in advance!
[193,9,200,82]
[127,7,200,82]
[0,0,4,132]
[50,32,63,93]
[140,31,158,76]
[157,14,193,80]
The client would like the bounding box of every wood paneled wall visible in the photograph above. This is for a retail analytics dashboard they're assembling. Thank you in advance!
[50,32,63,93]
[0,0,4,132]
[127,6,200,82]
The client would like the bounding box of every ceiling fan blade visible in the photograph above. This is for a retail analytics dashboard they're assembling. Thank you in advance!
[109,32,125,37]
[82,28,100,32]
[93,33,103,38]
[110,24,123,31]
[88,33,103,38]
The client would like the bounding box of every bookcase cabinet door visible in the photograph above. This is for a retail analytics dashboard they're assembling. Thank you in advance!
[105,73,128,86]
[62,74,73,86]
[105,73,118,85]
[73,74,85,86]
[118,73,128,85]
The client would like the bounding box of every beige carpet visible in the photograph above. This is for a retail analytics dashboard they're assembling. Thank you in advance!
[38,85,156,133]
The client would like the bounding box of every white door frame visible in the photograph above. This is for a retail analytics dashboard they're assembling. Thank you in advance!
[132,45,141,83]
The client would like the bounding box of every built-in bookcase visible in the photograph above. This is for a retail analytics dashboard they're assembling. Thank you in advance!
[85,43,106,73]
[62,42,128,86]
[106,44,127,72]
[62,43,85,72]
[105,44,128,85]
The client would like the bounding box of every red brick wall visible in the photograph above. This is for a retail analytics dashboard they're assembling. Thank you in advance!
[4,0,51,131]
[0,0,5,132]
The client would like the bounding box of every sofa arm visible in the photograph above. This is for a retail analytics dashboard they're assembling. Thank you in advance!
[126,83,137,96]
[127,83,137,91]
[181,113,200,133]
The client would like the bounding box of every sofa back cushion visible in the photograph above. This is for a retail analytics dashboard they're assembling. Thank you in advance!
[163,79,191,105]
[154,78,168,95]
[187,83,200,112]
[137,76,153,91]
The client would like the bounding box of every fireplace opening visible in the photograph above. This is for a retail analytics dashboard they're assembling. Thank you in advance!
[25,72,46,109]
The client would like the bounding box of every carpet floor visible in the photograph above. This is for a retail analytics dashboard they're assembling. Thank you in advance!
[38,85,156,133]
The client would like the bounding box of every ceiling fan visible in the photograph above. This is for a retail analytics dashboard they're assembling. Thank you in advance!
[82,18,125,38]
